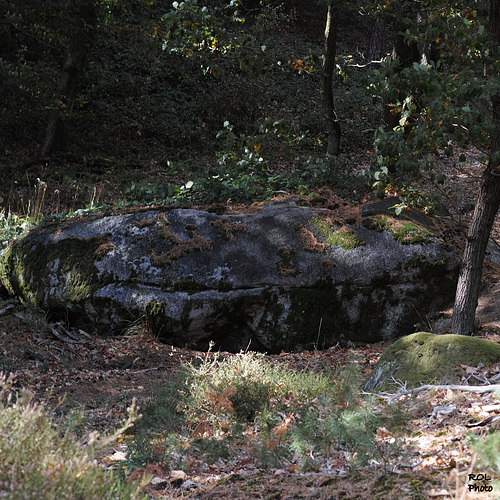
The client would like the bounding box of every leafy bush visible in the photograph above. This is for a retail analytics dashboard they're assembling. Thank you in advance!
[0,210,35,254]
[0,373,146,499]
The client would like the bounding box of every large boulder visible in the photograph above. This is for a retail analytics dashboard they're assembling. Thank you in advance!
[365,332,500,391]
[1,199,458,352]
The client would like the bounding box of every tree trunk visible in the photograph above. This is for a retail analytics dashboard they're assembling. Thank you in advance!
[451,0,500,335]
[41,1,96,156]
[451,168,500,335]
[367,17,384,62]
[321,3,341,156]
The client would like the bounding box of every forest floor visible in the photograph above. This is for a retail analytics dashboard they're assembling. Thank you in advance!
[0,294,499,499]
[1,147,500,499]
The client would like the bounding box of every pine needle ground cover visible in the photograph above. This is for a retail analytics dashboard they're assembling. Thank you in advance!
[0,306,499,498]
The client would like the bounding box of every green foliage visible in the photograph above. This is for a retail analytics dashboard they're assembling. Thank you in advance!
[181,348,332,426]
[390,186,437,216]
[0,210,35,254]
[471,430,500,476]
[290,362,379,465]
[0,373,146,499]
[192,437,230,464]
[127,349,337,468]
[161,0,246,62]
[121,122,369,205]
[126,349,408,472]
[372,1,499,187]
[470,391,500,481]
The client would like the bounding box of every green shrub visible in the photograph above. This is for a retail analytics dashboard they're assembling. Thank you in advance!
[0,373,146,500]
[127,349,400,471]
[290,362,381,466]
[471,430,500,475]
[0,210,35,254]
[471,392,500,486]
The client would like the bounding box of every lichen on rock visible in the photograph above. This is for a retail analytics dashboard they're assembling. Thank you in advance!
[1,200,459,352]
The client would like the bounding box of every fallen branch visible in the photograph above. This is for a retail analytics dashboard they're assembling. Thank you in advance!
[465,415,500,428]
[0,304,14,317]
[481,403,500,412]
[131,365,166,373]
[25,349,49,362]
[383,384,500,403]
[50,325,90,344]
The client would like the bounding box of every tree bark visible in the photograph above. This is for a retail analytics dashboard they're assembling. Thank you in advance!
[367,17,384,62]
[41,0,96,156]
[321,3,341,156]
[451,0,500,335]
[451,167,500,335]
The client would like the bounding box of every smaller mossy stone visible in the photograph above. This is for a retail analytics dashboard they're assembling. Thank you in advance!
[365,332,500,392]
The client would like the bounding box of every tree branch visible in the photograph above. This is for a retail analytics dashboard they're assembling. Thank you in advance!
[379,384,500,404]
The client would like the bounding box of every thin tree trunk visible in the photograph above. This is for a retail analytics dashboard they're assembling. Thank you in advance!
[451,0,500,335]
[367,17,384,62]
[321,3,341,156]
[451,168,500,335]
[41,1,96,156]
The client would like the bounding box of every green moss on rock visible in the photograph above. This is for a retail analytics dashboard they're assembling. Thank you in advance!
[365,332,500,391]
[3,233,114,308]
[363,214,433,245]
[328,228,364,250]
[145,300,164,317]
[310,218,364,250]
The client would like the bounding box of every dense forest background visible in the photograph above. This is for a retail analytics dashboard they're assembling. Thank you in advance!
[3,0,499,336]
[0,0,381,213]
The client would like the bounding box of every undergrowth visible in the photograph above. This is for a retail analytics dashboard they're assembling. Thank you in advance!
[470,392,500,489]
[0,373,147,499]
[126,349,410,473]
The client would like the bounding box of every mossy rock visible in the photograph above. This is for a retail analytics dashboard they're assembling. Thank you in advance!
[365,332,500,391]
[1,200,458,352]
[309,218,365,250]
[362,214,433,245]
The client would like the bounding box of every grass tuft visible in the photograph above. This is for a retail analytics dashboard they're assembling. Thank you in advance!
[0,372,147,499]
[127,350,406,472]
